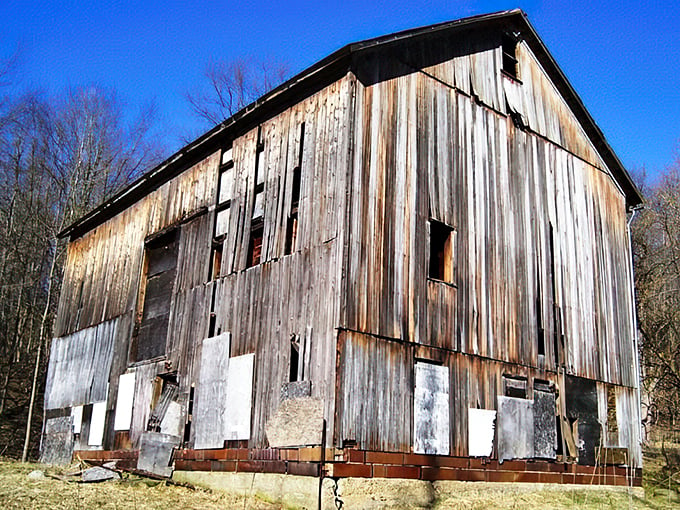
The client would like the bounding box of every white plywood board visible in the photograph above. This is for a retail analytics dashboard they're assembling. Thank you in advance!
[215,209,230,237]
[218,169,234,204]
[71,405,83,434]
[194,333,231,449]
[224,353,255,440]
[221,147,233,166]
[414,362,449,455]
[88,401,107,446]
[468,408,496,457]
[114,372,136,431]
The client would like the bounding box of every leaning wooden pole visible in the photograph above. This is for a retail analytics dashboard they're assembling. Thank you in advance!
[21,340,42,462]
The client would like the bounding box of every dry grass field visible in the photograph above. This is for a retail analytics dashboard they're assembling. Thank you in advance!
[0,456,677,509]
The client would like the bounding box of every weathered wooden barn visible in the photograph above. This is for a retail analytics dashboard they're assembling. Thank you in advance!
[42,10,644,487]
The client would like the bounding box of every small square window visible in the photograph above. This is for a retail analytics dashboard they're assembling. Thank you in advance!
[503,375,528,399]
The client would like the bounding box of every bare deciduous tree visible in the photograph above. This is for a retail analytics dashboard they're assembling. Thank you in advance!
[632,161,680,437]
[0,80,166,459]
[186,57,290,126]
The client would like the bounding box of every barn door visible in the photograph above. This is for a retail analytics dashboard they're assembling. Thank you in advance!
[413,361,450,455]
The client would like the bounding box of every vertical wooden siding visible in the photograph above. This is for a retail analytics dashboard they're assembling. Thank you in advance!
[55,152,220,338]
[342,44,636,388]
[203,76,354,448]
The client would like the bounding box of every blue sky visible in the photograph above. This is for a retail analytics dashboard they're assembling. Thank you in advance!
[2,0,679,181]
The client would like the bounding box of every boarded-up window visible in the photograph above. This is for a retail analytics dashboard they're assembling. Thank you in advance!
[468,408,496,457]
[428,220,455,283]
[224,353,255,440]
[88,401,107,447]
[533,382,557,459]
[194,334,255,448]
[134,231,178,361]
[497,396,534,461]
[414,361,450,455]
[565,376,600,465]
[194,333,231,449]
[114,372,136,431]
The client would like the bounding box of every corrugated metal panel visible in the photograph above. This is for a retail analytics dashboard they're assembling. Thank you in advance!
[44,317,119,410]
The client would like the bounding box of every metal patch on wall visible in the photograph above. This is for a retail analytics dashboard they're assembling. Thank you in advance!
[497,396,534,462]
[565,376,600,465]
[414,362,450,455]
[40,416,74,465]
[533,389,557,459]
[193,333,231,449]
[137,432,181,478]
[224,353,255,440]
[280,380,312,401]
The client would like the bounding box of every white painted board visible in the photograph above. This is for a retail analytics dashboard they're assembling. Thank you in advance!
[160,401,183,437]
[414,362,450,455]
[224,353,255,441]
[114,372,136,431]
[71,405,83,434]
[468,408,496,457]
[88,401,107,446]
[218,169,234,204]
[194,333,231,449]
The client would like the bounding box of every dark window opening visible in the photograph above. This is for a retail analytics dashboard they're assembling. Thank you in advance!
[132,230,178,362]
[210,240,224,280]
[291,165,301,207]
[289,336,300,382]
[247,220,264,268]
[428,220,454,283]
[502,34,518,79]
[503,375,528,399]
[208,313,216,337]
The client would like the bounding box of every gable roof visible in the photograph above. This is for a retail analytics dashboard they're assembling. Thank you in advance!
[59,9,642,240]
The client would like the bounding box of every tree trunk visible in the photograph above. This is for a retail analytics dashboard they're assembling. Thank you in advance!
[21,238,57,462]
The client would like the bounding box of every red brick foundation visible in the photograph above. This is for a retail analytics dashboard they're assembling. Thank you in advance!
[74,447,642,487]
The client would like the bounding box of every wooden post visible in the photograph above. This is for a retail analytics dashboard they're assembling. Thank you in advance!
[318,418,326,510]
